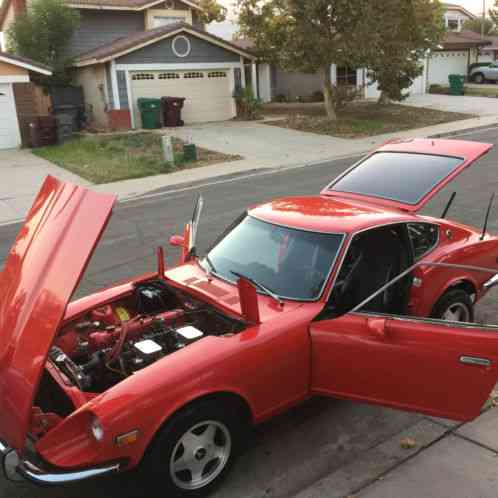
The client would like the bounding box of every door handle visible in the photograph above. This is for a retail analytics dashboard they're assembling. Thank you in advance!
[460,356,492,367]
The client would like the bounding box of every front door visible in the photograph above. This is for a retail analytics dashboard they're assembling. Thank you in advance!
[310,313,498,421]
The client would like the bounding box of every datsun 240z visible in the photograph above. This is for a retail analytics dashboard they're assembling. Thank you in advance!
[2,138,498,495]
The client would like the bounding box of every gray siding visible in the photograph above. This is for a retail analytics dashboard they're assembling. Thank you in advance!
[116,34,240,64]
[117,71,129,109]
[273,67,322,100]
[67,10,145,58]
[105,63,114,109]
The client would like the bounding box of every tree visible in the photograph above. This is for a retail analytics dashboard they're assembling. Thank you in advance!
[198,0,227,24]
[463,17,496,36]
[7,0,80,87]
[366,0,444,104]
[237,0,375,120]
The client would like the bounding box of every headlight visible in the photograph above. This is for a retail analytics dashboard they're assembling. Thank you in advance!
[90,416,104,442]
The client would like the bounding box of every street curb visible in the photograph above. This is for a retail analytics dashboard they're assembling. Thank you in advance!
[429,123,498,139]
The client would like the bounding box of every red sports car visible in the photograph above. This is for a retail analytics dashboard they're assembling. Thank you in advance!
[1,138,498,495]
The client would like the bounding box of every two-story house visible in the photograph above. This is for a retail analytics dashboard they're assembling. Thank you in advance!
[0,0,256,130]
[442,2,476,32]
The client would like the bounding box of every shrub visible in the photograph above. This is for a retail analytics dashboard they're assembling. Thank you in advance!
[429,84,450,95]
[233,86,262,120]
[311,90,325,102]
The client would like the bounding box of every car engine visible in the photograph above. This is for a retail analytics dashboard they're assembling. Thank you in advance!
[49,280,245,393]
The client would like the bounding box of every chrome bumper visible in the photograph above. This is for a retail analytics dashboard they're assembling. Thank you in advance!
[0,439,121,485]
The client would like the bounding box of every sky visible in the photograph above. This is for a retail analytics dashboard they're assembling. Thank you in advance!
[207,0,494,41]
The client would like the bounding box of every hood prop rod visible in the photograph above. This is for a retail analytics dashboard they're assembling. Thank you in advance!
[441,192,456,219]
[481,193,495,241]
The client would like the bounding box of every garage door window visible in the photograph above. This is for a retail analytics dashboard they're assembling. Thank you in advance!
[159,73,180,80]
[184,72,204,79]
[208,71,227,78]
[132,73,155,80]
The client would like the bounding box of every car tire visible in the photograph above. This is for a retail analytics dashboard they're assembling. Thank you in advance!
[431,289,474,323]
[140,400,248,496]
[473,73,485,84]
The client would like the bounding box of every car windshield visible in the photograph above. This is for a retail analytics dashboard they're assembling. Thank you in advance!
[203,216,344,301]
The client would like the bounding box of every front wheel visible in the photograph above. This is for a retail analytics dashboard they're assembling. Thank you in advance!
[473,73,485,84]
[431,289,474,323]
[142,401,246,496]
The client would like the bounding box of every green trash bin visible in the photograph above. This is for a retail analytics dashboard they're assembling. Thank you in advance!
[448,74,465,96]
[137,98,162,129]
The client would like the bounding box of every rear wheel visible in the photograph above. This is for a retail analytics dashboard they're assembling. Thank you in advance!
[473,73,485,84]
[142,400,247,496]
[431,289,474,323]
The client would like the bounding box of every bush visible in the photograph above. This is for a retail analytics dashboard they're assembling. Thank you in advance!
[311,90,325,102]
[233,86,262,120]
[429,84,450,95]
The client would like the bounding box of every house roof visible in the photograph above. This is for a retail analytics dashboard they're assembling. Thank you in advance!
[439,30,491,50]
[74,22,256,66]
[0,51,53,75]
[441,2,477,20]
[232,38,255,50]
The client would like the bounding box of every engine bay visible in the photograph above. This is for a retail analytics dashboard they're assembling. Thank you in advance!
[50,280,245,393]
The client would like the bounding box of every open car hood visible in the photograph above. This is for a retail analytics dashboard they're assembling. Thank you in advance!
[321,139,493,213]
[0,176,116,450]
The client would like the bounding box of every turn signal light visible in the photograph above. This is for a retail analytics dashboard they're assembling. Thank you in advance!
[116,430,140,447]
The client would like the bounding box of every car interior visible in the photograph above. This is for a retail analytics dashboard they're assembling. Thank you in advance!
[330,224,413,316]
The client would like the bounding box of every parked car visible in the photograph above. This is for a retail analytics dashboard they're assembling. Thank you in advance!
[470,62,498,83]
[1,138,498,496]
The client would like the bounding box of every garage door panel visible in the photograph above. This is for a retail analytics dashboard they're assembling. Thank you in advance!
[428,51,468,86]
[0,84,21,150]
[130,70,234,127]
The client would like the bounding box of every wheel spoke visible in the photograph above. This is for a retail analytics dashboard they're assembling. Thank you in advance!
[189,460,206,483]
[181,431,201,454]
[200,424,217,446]
[172,454,191,474]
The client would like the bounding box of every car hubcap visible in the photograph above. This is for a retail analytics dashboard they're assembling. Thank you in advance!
[442,303,470,323]
[170,420,231,490]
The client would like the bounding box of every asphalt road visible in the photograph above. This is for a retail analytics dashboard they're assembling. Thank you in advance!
[2,125,498,498]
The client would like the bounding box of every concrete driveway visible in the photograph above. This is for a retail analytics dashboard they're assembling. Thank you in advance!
[0,149,89,225]
[404,93,498,116]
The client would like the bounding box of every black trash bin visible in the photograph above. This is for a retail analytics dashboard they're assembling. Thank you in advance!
[161,97,186,127]
[29,116,57,148]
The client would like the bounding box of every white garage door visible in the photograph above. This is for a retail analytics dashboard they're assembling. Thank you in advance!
[130,69,234,127]
[428,51,469,86]
[0,83,21,150]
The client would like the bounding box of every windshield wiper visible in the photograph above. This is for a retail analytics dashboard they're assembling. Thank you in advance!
[230,271,284,308]
[203,255,217,281]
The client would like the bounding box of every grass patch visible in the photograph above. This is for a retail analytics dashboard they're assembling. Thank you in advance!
[263,102,473,138]
[33,133,241,184]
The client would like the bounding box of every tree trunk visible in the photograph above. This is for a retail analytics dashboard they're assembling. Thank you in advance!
[378,91,390,105]
[322,66,337,121]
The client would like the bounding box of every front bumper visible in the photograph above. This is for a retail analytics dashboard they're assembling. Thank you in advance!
[0,439,121,485]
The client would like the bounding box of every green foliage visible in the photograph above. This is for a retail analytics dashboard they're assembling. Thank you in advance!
[197,0,227,24]
[365,0,444,103]
[7,0,80,87]
[233,85,261,120]
[487,2,498,31]
[463,17,497,36]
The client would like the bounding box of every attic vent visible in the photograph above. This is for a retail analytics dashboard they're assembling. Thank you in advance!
[132,73,155,81]
[208,71,227,78]
[158,73,180,80]
[184,72,204,79]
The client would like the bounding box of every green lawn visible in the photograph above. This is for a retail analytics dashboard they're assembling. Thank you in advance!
[34,133,241,184]
[263,102,473,138]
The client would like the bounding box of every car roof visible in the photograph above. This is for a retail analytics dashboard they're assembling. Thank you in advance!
[249,195,415,234]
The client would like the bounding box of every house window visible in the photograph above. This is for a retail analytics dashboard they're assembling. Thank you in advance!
[132,73,155,80]
[184,72,204,79]
[153,15,186,28]
[208,71,227,78]
[159,73,180,80]
[336,66,357,86]
[447,19,459,31]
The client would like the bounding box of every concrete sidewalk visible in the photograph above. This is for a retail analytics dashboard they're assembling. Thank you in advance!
[2,113,498,225]
[294,407,498,498]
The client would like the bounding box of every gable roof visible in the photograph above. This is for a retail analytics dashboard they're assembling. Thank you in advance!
[0,51,52,75]
[66,0,202,11]
[441,2,477,20]
[74,22,256,66]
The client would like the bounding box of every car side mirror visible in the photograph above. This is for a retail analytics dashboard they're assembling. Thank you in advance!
[169,235,185,248]
[367,317,388,340]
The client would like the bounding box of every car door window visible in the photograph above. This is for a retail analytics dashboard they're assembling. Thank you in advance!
[407,223,439,260]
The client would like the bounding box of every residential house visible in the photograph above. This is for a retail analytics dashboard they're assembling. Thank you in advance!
[243,2,484,103]
[0,0,256,129]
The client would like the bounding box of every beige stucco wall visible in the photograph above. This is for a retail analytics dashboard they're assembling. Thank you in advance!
[0,60,28,76]
[74,64,109,128]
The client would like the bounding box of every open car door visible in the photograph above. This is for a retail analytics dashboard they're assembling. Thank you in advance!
[321,139,492,213]
[310,262,498,422]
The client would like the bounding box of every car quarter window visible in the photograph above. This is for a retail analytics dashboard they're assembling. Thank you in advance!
[407,223,439,260]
